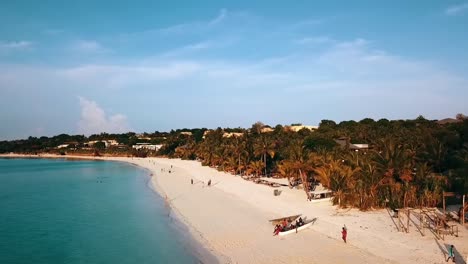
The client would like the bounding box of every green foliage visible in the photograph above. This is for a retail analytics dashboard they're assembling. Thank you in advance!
[304,136,337,151]
[94,141,106,150]
[1,116,467,210]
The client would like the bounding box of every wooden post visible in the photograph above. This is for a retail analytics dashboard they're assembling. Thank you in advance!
[463,194,465,225]
[422,213,425,236]
[407,209,410,233]
[443,192,446,215]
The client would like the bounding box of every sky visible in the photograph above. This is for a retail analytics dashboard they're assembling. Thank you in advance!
[0,0,467,140]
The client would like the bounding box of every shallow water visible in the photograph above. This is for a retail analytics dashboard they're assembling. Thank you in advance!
[0,158,200,264]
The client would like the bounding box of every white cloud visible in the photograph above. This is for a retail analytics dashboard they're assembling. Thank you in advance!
[294,36,334,45]
[148,8,235,36]
[43,29,64,35]
[77,97,131,135]
[58,62,202,90]
[72,40,108,53]
[445,3,468,15]
[1,36,467,133]
[290,18,324,29]
[209,8,228,25]
[159,41,213,57]
[1,8,467,134]
[0,41,33,54]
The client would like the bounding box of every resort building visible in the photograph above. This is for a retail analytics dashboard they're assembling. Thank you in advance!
[132,143,163,151]
[260,127,274,133]
[136,134,152,140]
[222,132,244,138]
[85,140,120,148]
[334,137,369,150]
[285,125,319,132]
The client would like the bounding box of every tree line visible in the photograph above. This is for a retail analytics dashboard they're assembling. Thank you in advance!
[1,116,467,210]
[160,116,468,210]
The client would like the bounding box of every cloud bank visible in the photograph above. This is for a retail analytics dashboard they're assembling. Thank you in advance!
[0,9,467,138]
[0,41,32,54]
[77,97,130,135]
[445,3,468,16]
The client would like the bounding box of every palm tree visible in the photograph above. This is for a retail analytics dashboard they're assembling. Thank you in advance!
[314,159,359,207]
[253,135,276,176]
[420,138,447,173]
[277,160,296,187]
[248,160,264,177]
[232,136,248,175]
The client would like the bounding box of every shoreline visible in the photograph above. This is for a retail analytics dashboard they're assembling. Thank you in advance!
[2,153,468,263]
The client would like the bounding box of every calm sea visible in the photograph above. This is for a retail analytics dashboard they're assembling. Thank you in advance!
[0,158,206,264]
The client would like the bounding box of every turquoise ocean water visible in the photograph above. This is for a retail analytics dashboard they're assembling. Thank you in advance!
[0,158,205,264]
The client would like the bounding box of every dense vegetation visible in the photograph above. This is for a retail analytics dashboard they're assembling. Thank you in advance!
[1,116,467,210]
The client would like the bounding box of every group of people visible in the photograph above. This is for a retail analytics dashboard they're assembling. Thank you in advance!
[160,165,173,173]
[273,217,305,236]
[190,178,211,187]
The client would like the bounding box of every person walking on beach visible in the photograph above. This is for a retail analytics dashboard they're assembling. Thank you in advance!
[191,179,193,185]
[341,226,347,243]
[208,179,211,187]
[446,245,455,262]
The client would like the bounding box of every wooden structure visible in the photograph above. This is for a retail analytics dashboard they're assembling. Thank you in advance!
[458,195,468,225]
[442,192,455,214]
[462,194,466,225]
[443,192,467,225]
[395,208,461,240]
[396,208,411,233]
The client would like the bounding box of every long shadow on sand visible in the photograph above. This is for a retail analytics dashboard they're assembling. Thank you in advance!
[435,238,447,260]
[386,207,399,231]
[444,242,467,264]
[435,238,467,264]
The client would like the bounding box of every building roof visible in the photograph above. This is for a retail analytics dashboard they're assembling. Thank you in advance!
[436,118,462,125]
[286,125,318,132]
[223,132,244,138]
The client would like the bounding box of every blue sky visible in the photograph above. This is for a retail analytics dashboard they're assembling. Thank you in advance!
[1,1,467,139]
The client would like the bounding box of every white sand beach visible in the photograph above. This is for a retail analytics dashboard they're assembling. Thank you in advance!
[3,154,468,264]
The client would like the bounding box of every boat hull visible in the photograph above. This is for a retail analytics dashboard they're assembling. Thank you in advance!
[278,221,313,236]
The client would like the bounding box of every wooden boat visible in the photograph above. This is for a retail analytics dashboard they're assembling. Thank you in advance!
[269,214,302,226]
[270,214,316,236]
[278,220,314,236]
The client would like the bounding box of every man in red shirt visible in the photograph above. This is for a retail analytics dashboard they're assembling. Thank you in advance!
[342,227,347,243]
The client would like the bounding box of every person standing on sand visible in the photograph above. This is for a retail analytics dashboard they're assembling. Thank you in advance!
[446,245,455,262]
[191,179,193,184]
[341,226,347,243]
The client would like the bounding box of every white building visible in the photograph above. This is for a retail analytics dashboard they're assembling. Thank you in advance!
[260,127,274,133]
[85,140,120,148]
[334,138,369,150]
[105,140,119,147]
[132,143,163,151]
[286,125,319,132]
[222,132,244,138]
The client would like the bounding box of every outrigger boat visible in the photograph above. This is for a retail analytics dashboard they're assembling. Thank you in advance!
[269,214,315,236]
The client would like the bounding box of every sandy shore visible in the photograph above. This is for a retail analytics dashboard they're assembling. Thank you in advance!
[2,154,468,264]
